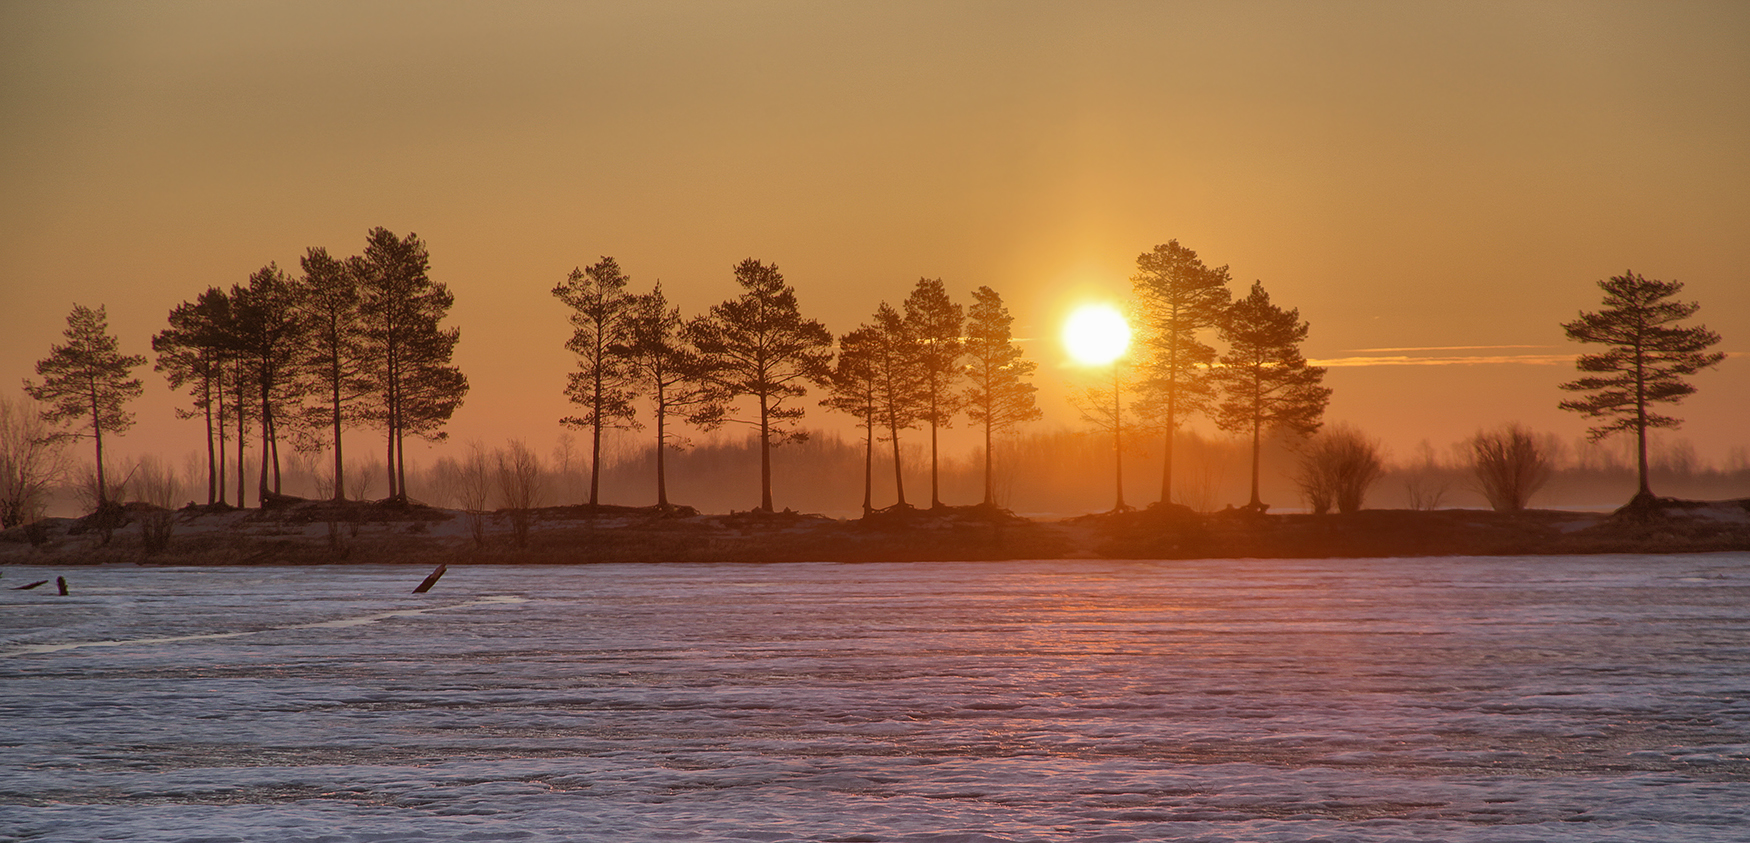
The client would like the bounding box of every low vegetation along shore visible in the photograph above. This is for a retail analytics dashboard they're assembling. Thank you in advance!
[4,496,1747,567]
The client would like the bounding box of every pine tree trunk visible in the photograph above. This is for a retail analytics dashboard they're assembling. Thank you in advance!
[889,419,906,509]
[1159,339,1178,506]
[863,411,874,516]
[982,411,993,508]
[331,358,345,501]
[259,374,272,502]
[758,392,773,512]
[929,415,941,509]
[654,396,668,508]
[236,362,248,508]
[1249,413,1263,510]
[203,367,216,505]
[215,365,227,505]
[589,415,602,508]
[1160,386,1177,506]
[89,381,107,508]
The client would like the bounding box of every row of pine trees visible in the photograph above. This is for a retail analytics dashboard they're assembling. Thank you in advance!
[20,226,1716,521]
[19,233,1339,517]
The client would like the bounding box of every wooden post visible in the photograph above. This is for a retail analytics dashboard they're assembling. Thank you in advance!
[413,564,447,594]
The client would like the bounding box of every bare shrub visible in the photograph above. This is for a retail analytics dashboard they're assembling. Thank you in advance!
[132,455,183,554]
[1469,423,1555,512]
[346,458,383,502]
[450,442,495,547]
[1180,432,1238,513]
[1400,439,1451,511]
[496,439,546,548]
[1293,423,1384,515]
[0,393,68,528]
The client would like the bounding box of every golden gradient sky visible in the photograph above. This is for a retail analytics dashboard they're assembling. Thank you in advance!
[3,1,1746,473]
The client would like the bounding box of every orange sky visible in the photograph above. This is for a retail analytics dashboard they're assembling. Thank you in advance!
[4,1,1747,478]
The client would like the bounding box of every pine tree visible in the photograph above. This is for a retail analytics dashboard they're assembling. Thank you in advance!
[152,288,233,504]
[1211,281,1330,511]
[871,303,926,509]
[297,247,369,501]
[820,325,883,516]
[902,278,964,509]
[1068,360,1137,513]
[25,304,146,508]
[229,264,307,501]
[553,257,639,506]
[614,281,723,509]
[962,286,1040,508]
[1559,271,1724,503]
[1130,240,1232,507]
[357,228,467,501]
[688,258,833,512]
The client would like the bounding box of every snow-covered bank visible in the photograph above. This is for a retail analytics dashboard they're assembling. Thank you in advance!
[3,497,1748,565]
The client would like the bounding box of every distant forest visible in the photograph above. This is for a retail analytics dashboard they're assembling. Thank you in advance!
[3,231,1735,526]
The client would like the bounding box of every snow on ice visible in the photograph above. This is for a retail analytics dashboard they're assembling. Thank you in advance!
[3,554,1749,841]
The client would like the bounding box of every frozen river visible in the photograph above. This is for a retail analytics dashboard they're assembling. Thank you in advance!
[3,554,1749,842]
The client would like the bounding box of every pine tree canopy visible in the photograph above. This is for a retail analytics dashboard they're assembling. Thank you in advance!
[1559,271,1724,439]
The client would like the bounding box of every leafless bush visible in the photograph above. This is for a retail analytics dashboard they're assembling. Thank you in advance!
[446,442,495,547]
[1180,434,1237,514]
[0,393,67,528]
[1293,423,1385,515]
[1399,439,1451,511]
[496,439,546,548]
[346,458,382,502]
[132,456,183,554]
[1469,423,1555,512]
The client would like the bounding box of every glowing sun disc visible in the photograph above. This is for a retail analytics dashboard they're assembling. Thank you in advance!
[1062,304,1131,366]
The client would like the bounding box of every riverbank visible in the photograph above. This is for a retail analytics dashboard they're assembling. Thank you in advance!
[3,495,1748,566]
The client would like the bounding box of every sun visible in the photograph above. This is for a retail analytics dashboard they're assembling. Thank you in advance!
[1062,303,1131,366]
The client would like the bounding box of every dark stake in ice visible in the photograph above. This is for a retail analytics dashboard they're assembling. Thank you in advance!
[56,576,68,596]
[412,564,447,594]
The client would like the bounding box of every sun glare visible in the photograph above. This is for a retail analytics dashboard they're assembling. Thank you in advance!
[1062,303,1131,366]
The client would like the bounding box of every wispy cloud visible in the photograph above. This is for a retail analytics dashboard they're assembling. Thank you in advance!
[1340,344,1557,353]
[1310,353,1574,367]
[1313,348,1745,367]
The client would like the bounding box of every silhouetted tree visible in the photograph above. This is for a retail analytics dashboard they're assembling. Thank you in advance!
[1559,271,1725,504]
[1130,240,1232,506]
[152,288,234,504]
[24,304,146,508]
[358,227,467,500]
[615,281,723,509]
[1212,281,1330,511]
[229,264,307,500]
[821,326,883,516]
[297,247,369,501]
[962,286,1040,508]
[553,257,640,506]
[1069,361,1138,513]
[871,303,926,509]
[688,258,833,512]
[1469,423,1554,512]
[903,278,964,509]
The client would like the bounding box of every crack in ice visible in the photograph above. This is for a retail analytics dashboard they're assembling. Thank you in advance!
[2,595,527,656]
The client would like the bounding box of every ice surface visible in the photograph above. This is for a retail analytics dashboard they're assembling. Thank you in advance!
[3,554,1750,842]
